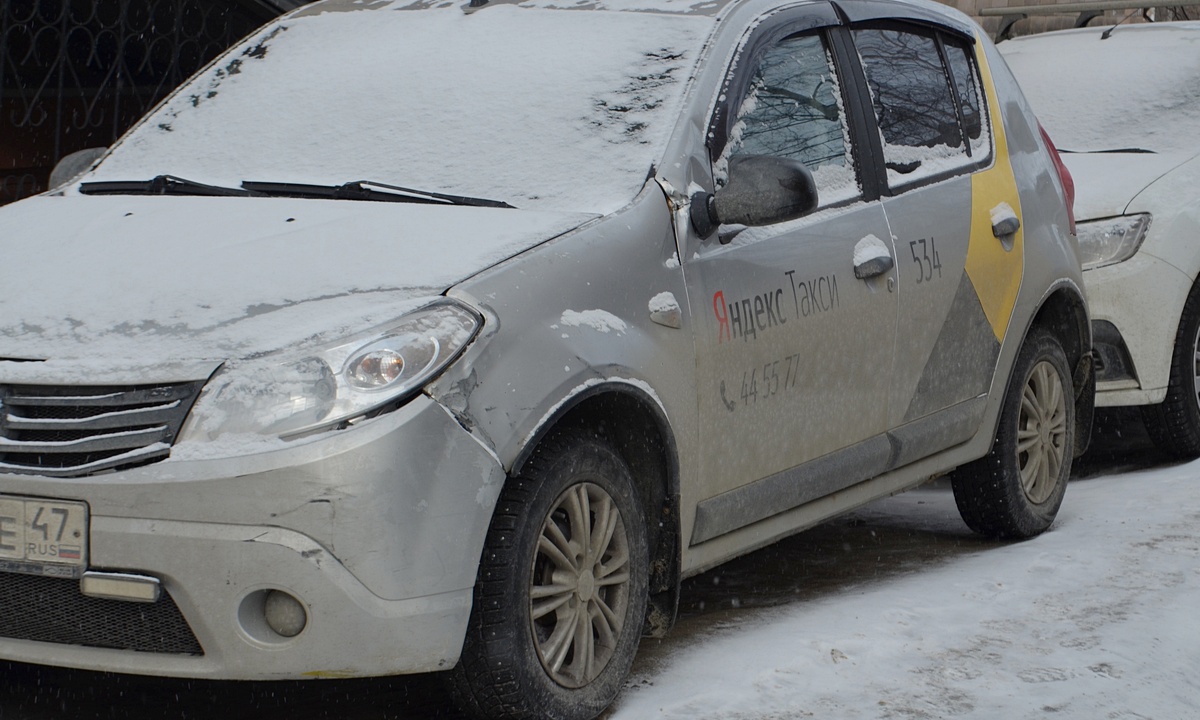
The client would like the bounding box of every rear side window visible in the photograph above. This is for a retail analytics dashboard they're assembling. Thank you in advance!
[720,33,859,205]
[854,27,990,189]
[944,41,987,153]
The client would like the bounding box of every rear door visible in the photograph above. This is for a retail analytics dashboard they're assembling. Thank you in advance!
[847,20,1024,461]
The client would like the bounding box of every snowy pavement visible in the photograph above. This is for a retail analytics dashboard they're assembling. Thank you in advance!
[607,464,1199,719]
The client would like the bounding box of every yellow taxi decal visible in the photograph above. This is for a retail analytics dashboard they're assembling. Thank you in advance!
[965,36,1024,343]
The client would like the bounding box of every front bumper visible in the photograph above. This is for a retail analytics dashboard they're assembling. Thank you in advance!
[0,395,505,679]
[1085,250,1192,407]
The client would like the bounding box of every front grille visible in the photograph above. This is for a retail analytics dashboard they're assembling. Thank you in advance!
[0,571,203,655]
[0,381,204,478]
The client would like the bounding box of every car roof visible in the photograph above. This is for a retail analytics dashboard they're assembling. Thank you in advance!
[294,0,979,37]
[293,0,742,18]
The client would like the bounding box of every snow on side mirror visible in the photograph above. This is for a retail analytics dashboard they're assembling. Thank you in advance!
[690,155,818,241]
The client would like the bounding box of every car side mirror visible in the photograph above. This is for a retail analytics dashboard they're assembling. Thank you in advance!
[49,147,108,189]
[689,155,818,241]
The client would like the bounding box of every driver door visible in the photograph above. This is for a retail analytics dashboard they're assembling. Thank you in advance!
[683,22,899,545]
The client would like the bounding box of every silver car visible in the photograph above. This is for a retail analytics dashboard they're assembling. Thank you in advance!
[0,0,1087,718]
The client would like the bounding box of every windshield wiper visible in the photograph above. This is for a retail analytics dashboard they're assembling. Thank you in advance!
[241,180,514,209]
[79,175,253,196]
[1058,148,1156,155]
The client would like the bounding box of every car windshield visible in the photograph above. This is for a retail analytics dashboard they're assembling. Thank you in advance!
[83,4,713,214]
[1001,22,1200,154]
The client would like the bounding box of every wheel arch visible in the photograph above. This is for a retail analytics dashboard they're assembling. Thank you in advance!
[1021,280,1094,457]
[511,383,682,638]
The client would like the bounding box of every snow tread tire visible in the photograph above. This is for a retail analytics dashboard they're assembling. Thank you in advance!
[951,328,1074,539]
[1141,277,1200,458]
[447,429,649,720]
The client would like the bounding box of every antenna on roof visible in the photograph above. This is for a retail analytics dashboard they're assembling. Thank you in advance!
[1101,9,1140,39]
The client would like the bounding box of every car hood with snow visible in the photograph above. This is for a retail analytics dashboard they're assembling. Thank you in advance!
[1060,151,1198,220]
[0,0,711,384]
[0,194,590,381]
[999,21,1200,159]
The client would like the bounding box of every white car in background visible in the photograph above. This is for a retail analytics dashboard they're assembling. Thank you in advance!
[1002,21,1200,456]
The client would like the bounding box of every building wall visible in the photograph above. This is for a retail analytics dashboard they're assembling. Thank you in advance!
[940,0,1195,38]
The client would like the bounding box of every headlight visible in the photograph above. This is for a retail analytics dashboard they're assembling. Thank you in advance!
[182,301,480,441]
[1076,214,1151,270]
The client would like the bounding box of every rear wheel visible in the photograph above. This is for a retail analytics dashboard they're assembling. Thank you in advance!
[1141,280,1200,458]
[449,430,649,720]
[952,328,1074,539]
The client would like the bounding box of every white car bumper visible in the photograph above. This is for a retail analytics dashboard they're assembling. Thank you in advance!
[1086,250,1192,407]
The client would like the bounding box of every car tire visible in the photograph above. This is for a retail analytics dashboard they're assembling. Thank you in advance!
[1141,280,1200,458]
[951,328,1074,539]
[448,430,649,720]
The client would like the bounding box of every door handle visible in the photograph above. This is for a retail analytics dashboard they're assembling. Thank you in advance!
[991,203,1021,238]
[853,234,895,279]
[854,254,894,279]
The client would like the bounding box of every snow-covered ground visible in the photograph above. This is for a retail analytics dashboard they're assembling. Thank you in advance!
[608,463,1199,719]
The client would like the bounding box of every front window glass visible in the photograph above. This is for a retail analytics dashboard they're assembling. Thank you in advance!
[721,33,858,205]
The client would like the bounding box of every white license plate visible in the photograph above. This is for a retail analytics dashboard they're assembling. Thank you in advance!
[0,495,89,577]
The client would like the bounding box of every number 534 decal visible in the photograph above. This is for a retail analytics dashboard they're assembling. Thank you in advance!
[909,237,942,283]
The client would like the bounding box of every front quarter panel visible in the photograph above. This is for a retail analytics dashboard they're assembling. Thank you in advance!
[428,187,697,489]
[1128,154,1200,280]
[1088,153,1200,400]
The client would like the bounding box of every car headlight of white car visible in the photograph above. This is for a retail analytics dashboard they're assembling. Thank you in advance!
[1075,214,1151,270]
[181,300,481,441]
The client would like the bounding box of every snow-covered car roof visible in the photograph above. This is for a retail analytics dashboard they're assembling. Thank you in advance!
[333,0,738,15]
[999,21,1200,154]
[82,1,720,214]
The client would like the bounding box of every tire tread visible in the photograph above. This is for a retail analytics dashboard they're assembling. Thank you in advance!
[448,430,647,720]
[1141,278,1200,458]
[951,328,1073,539]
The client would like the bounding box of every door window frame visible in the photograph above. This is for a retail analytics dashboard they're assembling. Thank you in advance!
[705,6,996,213]
[846,19,996,196]
[705,4,884,208]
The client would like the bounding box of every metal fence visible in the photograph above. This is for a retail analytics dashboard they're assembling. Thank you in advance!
[0,0,285,205]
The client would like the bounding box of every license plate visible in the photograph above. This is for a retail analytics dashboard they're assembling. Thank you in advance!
[0,495,89,578]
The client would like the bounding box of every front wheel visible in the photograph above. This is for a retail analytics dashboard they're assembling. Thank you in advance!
[952,328,1075,539]
[449,430,649,720]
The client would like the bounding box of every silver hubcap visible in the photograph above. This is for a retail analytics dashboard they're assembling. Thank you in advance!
[1016,360,1068,504]
[530,482,631,688]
